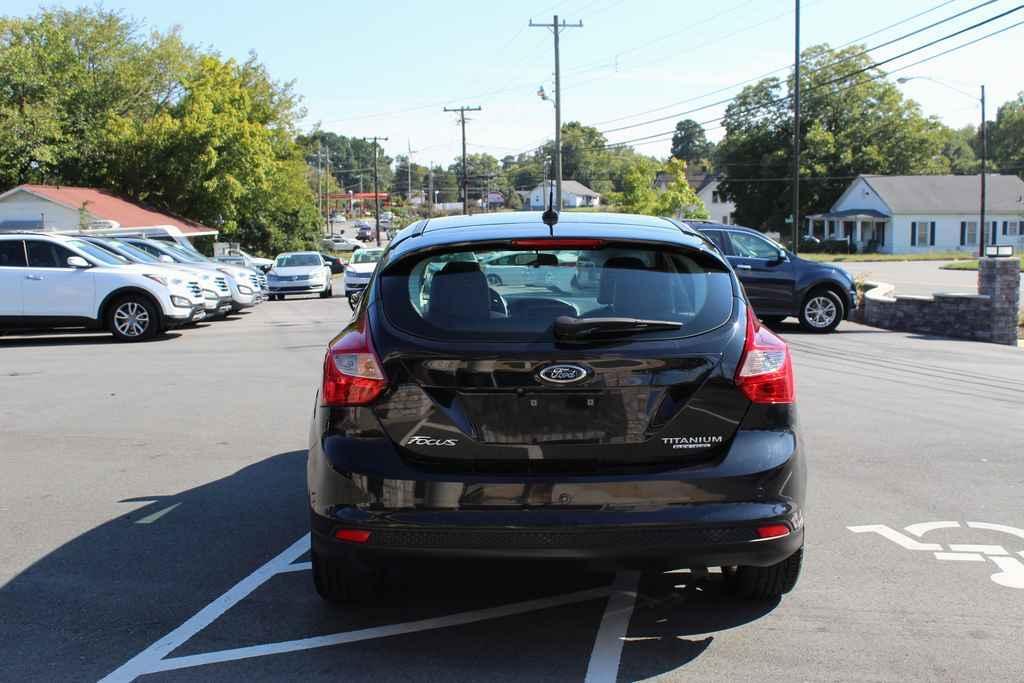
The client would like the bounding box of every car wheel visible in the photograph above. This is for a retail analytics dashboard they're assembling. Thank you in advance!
[798,289,843,333]
[486,274,502,286]
[108,295,159,342]
[311,548,384,603]
[320,284,333,299]
[726,545,803,600]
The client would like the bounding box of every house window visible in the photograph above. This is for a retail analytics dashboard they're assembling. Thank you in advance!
[874,221,885,245]
[1005,221,1019,237]
[960,221,978,245]
[712,190,720,203]
[721,215,730,224]
[911,221,935,247]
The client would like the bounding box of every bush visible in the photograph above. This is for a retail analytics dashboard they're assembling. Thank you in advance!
[799,238,856,254]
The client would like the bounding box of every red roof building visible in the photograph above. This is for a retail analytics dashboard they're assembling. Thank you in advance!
[0,184,218,238]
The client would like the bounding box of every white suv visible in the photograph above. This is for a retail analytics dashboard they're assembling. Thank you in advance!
[0,233,205,341]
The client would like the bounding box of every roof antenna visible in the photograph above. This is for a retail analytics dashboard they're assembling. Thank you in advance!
[542,179,558,235]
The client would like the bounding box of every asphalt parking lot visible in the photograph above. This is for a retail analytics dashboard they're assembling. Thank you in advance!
[2,295,1023,682]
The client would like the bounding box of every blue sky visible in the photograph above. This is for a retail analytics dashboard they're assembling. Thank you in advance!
[7,0,1023,166]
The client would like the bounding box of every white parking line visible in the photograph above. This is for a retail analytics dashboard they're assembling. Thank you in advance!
[134,503,181,524]
[101,532,623,681]
[99,533,311,682]
[146,586,612,674]
[584,571,640,683]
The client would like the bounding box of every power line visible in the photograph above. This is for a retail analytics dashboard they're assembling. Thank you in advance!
[596,0,1007,136]
[588,0,963,128]
[594,5,1024,152]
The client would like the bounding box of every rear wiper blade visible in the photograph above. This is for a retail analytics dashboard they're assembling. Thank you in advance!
[554,315,682,341]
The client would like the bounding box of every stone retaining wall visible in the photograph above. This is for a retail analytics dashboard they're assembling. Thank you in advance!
[863,258,1020,345]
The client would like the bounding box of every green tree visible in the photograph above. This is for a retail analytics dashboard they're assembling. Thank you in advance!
[989,93,1024,178]
[654,158,709,219]
[670,119,712,164]
[717,44,949,229]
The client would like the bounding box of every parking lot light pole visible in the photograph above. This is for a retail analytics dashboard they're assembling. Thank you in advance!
[897,76,987,255]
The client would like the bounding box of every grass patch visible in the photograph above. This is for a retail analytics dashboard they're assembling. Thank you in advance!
[799,251,976,263]
[940,256,1024,271]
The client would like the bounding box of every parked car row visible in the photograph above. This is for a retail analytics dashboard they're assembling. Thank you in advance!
[0,232,270,342]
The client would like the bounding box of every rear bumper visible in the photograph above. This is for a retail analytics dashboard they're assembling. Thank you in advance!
[308,427,805,568]
[312,506,803,568]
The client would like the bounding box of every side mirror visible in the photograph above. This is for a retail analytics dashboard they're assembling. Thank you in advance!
[66,256,90,268]
[159,255,175,263]
[777,248,789,262]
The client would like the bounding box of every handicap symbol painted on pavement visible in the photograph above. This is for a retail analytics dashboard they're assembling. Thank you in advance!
[848,521,1024,589]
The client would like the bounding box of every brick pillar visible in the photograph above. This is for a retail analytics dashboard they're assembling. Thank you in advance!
[978,257,1021,345]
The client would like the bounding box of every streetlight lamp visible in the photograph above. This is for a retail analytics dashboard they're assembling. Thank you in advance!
[897,76,988,257]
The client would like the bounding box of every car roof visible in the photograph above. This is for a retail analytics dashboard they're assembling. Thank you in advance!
[388,211,711,261]
[276,251,320,256]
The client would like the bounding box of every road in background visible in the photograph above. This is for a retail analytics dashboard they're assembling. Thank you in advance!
[832,259,1023,304]
[2,301,1023,681]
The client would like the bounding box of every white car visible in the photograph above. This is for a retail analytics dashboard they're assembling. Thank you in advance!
[344,247,384,304]
[121,238,265,310]
[76,235,235,319]
[223,248,273,271]
[0,233,205,341]
[321,237,361,252]
[267,252,334,300]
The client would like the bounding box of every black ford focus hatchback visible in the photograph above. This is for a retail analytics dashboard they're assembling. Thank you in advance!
[307,212,805,602]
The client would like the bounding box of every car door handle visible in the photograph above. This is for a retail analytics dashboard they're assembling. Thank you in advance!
[735,264,752,270]
[24,275,44,280]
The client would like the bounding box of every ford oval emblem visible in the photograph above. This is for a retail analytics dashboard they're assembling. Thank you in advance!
[538,364,588,384]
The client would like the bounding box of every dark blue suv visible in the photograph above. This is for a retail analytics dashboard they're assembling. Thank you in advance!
[692,222,856,332]
[307,212,805,604]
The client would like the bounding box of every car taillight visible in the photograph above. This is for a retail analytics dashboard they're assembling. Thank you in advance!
[735,305,795,404]
[322,326,386,406]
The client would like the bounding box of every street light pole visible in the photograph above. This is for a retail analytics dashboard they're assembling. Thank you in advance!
[792,0,801,254]
[364,136,388,247]
[896,76,988,255]
[980,84,988,257]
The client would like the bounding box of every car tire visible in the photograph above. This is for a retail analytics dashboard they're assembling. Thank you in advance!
[107,295,160,342]
[311,548,383,603]
[486,274,503,286]
[320,284,333,299]
[727,545,803,600]
[798,289,843,333]
[759,315,786,326]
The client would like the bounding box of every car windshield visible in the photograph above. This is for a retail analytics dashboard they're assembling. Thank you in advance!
[66,239,128,266]
[351,250,383,264]
[276,253,321,267]
[381,244,733,341]
[162,242,209,262]
[103,240,160,263]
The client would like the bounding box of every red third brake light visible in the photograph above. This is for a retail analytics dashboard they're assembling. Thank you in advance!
[323,325,387,406]
[735,305,795,404]
[511,238,604,249]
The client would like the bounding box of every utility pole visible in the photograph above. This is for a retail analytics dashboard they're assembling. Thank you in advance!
[444,106,481,215]
[428,161,434,214]
[365,136,388,246]
[980,84,988,256]
[406,140,419,205]
[530,14,582,211]
[792,0,801,254]
[316,140,323,223]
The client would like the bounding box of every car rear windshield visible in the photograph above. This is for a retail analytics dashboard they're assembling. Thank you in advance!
[380,243,734,341]
[276,253,321,267]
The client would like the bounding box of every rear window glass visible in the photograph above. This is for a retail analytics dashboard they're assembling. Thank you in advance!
[380,244,734,341]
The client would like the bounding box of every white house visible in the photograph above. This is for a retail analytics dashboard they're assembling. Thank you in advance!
[529,180,600,209]
[806,174,1024,254]
[654,171,736,223]
[0,184,218,241]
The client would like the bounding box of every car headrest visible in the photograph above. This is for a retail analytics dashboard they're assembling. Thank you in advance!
[612,267,675,319]
[427,261,490,327]
[597,257,647,304]
[532,253,559,267]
